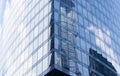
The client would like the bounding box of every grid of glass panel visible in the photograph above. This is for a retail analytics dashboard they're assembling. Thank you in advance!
[0,0,53,76]
[0,0,120,76]
[54,0,120,76]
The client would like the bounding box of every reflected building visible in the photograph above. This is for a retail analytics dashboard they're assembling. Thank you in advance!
[0,0,120,76]
[89,48,117,76]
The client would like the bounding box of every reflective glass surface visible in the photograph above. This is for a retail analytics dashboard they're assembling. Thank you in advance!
[0,0,52,76]
[54,0,120,76]
[0,0,120,76]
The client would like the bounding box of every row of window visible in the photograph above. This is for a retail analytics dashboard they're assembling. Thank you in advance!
[2,0,52,76]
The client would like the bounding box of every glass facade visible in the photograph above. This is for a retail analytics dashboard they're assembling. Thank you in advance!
[0,0,53,76]
[0,0,120,76]
[54,0,120,76]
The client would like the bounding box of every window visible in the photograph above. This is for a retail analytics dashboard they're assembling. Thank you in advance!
[37,61,42,75]
[43,42,48,56]
[38,47,43,60]
[43,56,48,72]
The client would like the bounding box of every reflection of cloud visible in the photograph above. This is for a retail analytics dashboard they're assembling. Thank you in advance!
[86,25,120,74]
[87,25,111,51]
[87,25,111,45]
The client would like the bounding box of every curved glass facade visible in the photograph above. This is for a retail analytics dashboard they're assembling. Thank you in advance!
[0,0,120,76]
[0,0,53,76]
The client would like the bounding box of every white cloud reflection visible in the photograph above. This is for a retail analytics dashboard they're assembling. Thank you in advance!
[86,25,120,74]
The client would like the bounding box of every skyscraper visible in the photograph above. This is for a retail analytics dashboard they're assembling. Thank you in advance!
[0,0,120,76]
